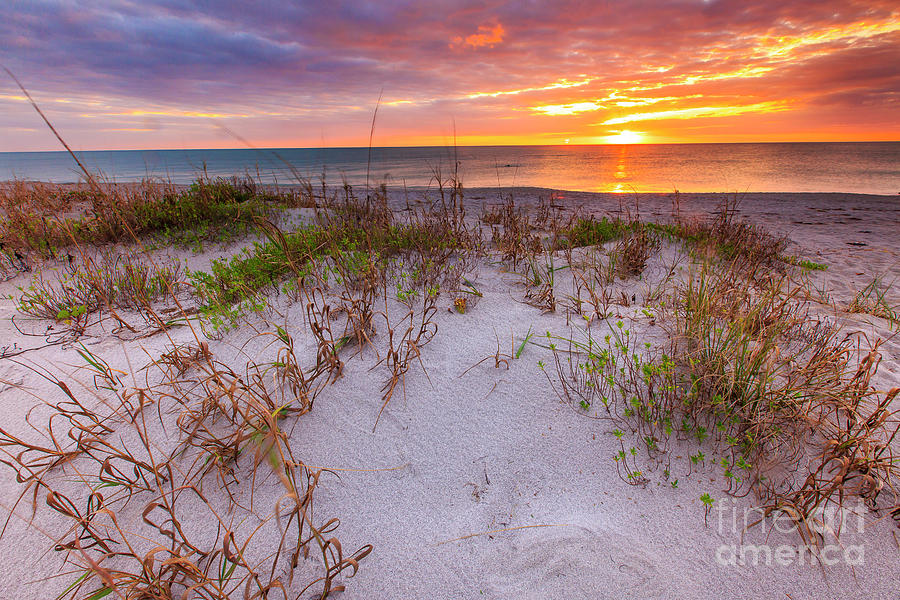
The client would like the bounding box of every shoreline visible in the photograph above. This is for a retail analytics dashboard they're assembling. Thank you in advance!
[3,179,900,197]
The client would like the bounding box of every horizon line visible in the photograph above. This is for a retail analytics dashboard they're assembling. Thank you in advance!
[3,139,899,154]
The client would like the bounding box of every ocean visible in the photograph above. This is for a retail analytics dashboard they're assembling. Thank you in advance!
[0,142,897,195]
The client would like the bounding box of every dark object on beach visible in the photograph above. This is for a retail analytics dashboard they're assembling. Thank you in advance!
[847,241,868,247]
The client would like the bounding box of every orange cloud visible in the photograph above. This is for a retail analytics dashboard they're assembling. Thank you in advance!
[600,102,788,125]
[532,101,605,116]
[453,23,505,49]
[465,77,595,99]
[4,1,899,151]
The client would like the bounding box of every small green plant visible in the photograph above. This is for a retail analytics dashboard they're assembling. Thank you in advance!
[700,492,715,524]
[560,216,626,248]
[612,443,648,486]
[847,276,898,327]
[56,303,87,322]
[17,249,181,330]
[786,256,828,271]
[515,326,534,359]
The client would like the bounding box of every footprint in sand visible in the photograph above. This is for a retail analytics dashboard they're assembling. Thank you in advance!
[0,365,24,394]
[486,526,670,599]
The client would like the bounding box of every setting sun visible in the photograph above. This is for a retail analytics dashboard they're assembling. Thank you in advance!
[603,130,644,144]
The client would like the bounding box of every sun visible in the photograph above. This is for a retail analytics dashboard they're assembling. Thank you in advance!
[603,130,643,144]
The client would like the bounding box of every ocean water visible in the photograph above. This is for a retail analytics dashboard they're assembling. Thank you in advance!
[0,142,897,195]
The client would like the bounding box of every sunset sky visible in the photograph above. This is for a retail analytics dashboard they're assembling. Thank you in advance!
[1,0,898,151]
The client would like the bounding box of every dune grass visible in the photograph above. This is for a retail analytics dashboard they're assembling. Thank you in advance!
[847,276,899,328]
[545,241,898,548]
[0,174,897,599]
[0,176,315,257]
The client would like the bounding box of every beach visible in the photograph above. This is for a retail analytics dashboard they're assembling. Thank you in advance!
[0,185,897,599]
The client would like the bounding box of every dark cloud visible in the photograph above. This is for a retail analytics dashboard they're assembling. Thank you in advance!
[0,1,890,95]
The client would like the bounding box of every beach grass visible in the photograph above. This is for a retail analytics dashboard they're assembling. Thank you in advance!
[0,176,897,598]
[0,176,314,258]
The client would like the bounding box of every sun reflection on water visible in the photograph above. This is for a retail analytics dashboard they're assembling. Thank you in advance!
[607,146,631,192]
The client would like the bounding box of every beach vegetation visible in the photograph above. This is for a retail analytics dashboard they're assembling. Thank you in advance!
[560,216,626,248]
[0,326,369,599]
[2,164,897,589]
[785,256,828,271]
[0,176,313,255]
[544,246,899,550]
[17,248,182,335]
[847,275,899,327]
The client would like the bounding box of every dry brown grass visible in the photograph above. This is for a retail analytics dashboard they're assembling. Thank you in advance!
[0,177,314,259]
[545,250,899,549]
[0,163,497,595]
[484,196,543,267]
[0,317,372,598]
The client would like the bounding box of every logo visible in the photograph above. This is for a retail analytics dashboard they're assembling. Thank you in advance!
[712,498,866,566]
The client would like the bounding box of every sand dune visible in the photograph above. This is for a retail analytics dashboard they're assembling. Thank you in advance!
[0,188,897,599]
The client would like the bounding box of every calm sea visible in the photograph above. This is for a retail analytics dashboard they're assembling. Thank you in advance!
[0,142,897,195]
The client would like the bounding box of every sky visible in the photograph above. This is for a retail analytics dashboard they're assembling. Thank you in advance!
[1,0,898,151]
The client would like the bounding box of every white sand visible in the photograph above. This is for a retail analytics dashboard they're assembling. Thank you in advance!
[0,189,898,599]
